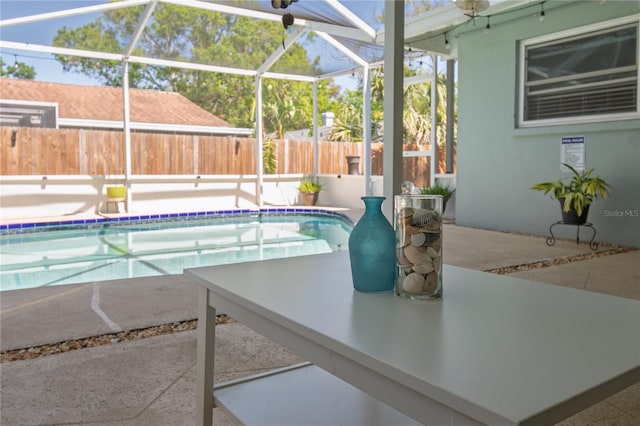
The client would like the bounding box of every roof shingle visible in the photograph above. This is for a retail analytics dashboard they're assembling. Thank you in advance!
[0,78,233,128]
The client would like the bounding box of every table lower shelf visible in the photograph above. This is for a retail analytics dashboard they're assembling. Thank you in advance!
[214,362,421,426]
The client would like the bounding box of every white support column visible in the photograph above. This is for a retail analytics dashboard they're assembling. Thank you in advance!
[362,65,372,195]
[313,81,319,176]
[120,0,155,212]
[382,0,404,221]
[122,60,132,212]
[446,59,455,174]
[255,76,264,206]
[430,54,438,186]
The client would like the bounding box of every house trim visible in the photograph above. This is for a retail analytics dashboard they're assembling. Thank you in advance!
[57,119,253,136]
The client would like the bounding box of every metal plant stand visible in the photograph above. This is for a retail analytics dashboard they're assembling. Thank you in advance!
[546,221,598,250]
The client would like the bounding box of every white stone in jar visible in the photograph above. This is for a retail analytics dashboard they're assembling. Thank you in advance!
[400,207,414,218]
[433,257,442,272]
[402,272,425,294]
[399,264,412,274]
[410,232,426,247]
[413,262,434,274]
[404,245,432,265]
[423,271,438,292]
[426,247,440,258]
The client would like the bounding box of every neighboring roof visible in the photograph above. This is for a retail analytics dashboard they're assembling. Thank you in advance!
[281,125,333,141]
[0,77,233,128]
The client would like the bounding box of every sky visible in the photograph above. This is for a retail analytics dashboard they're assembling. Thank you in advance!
[0,1,105,85]
[0,1,436,90]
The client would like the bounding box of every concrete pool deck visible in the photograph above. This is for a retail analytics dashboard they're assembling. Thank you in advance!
[1,222,638,425]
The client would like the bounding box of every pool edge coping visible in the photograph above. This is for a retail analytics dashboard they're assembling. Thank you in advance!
[0,208,355,235]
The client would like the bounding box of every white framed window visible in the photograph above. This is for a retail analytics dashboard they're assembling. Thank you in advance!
[0,100,59,128]
[519,16,639,127]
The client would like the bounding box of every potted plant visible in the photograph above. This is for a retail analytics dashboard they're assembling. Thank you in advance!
[419,182,455,213]
[530,163,611,224]
[298,178,323,206]
[345,155,361,175]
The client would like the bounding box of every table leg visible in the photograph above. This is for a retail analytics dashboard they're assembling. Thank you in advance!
[196,287,216,426]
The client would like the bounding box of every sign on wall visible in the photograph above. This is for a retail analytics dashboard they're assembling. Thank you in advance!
[561,136,585,172]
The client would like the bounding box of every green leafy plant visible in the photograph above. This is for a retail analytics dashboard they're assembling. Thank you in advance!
[263,137,277,174]
[298,178,323,193]
[530,163,611,216]
[419,183,456,204]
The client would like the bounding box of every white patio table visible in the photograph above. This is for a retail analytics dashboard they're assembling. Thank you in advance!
[185,252,640,426]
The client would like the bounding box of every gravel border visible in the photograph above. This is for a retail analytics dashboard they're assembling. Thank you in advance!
[1,315,233,363]
[486,246,636,274]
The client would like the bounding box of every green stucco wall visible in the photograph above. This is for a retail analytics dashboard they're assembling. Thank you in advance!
[455,0,640,247]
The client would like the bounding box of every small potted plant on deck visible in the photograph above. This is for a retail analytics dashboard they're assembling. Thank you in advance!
[298,178,324,206]
[106,185,126,200]
[105,175,127,213]
[530,163,611,224]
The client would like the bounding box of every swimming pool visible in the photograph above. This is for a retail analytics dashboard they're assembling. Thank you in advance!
[0,210,353,291]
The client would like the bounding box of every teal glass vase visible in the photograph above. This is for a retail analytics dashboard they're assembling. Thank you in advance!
[348,196,396,292]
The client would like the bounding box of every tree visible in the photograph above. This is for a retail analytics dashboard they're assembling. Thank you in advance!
[0,58,36,79]
[52,3,340,132]
[329,63,454,149]
[328,68,384,143]
[328,0,456,148]
[403,71,452,147]
[329,102,364,142]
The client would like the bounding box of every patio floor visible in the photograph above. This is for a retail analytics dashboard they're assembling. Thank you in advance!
[1,221,638,425]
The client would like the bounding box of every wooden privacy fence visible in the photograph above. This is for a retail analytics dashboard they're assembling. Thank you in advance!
[1,127,454,187]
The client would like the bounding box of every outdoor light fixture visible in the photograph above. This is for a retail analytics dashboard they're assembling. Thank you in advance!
[454,0,490,17]
[271,0,298,9]
[282,13,294,29]
[272,0,299,30]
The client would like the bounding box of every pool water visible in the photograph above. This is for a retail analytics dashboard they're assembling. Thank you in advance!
[0,212,352,291]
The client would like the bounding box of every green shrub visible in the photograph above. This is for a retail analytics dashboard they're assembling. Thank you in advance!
[298,179,323,193]
[419,182,455,203]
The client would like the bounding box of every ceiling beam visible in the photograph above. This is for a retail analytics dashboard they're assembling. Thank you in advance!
[384,0,540,44]
[161,0,374,43]
[0,40,320,82]
[316,32,368,67]
[324,0,376,39]
[124,0,159,57]
[257,27,305,74]
[0,40,123,61]
[0,0,151,28]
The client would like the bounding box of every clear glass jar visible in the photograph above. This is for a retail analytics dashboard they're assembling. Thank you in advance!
[394,195,443,300]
